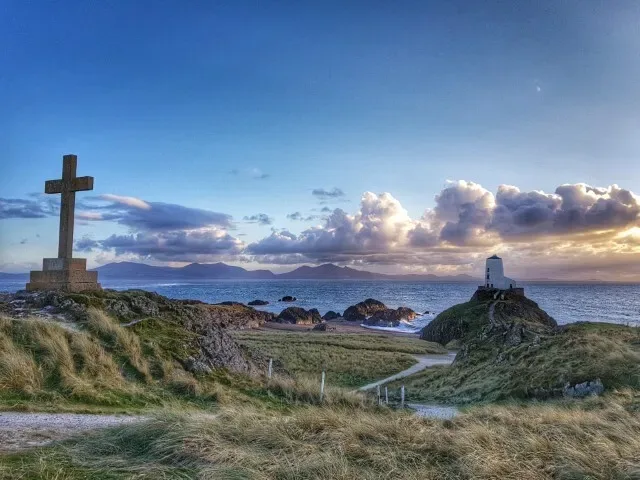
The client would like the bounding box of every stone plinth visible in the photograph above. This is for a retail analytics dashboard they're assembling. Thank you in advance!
[26,258,101,292]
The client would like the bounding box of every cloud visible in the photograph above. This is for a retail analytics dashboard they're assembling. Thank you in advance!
[78,194,233,231]
[246,182,640,277]
[248,192,415,259]
[99,229,244,262]
[0,195,58,219]
[229,168,270,180]
[243,213,274,226]
[76,236,99,252]
[20,238,28,245]
[74,195,243,262]
[287,212,320,222]
[312,188,345,199]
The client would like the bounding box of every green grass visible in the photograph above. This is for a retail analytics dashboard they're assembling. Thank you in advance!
[231,331,445,388]
[390,322,640,404]
[2,391,639,480]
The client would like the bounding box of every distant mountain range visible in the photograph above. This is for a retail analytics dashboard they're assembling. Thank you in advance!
[1,262,631,283]
[90,262,478,282]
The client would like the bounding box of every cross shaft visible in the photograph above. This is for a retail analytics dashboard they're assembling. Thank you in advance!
[44,154,94,259]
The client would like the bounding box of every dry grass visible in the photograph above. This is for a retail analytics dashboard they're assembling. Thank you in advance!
[0,334,42,395]
[3,391,634,479]
[85,308,151,381]
[232,331,444,387]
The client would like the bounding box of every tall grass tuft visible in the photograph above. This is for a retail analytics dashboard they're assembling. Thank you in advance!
[58,392,640,479]
[0,336,42,394]
[85,308,151,381]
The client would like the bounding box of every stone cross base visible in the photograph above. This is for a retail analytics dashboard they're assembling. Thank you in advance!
[26,258,101,292]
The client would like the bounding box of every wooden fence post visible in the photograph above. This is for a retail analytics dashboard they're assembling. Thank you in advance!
[400,385,405,408]
[385,386,388,404]
[320,371,326,402]
[376,385,381,405]
[268,358,273,379]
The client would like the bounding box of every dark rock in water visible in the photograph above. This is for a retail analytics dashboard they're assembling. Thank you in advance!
[216,301,245,306]
[563,379,604,398]
[312,323,336,332]
[322,310,341,321]
[279,296,297,302]
[276,306,322,324]
[248,299,269,306]
[362,306,418,327]
[343,298,387,321]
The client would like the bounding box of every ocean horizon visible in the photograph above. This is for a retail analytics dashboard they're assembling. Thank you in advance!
[2,279,639,331]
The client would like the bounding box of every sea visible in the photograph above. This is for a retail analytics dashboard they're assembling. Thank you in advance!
[1,279,639,333]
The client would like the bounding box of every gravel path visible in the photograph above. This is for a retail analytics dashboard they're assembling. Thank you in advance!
[358,352,457,391]
[0,412,142,452]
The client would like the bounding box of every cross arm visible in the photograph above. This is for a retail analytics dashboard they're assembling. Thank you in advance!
[45,179,63,194]
[71,176,94,192]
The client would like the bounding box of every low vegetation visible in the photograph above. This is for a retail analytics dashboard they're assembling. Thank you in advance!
[231,331,445,387]
[0,311,369,413]
[394,322,640,404]
[2,391,639,479]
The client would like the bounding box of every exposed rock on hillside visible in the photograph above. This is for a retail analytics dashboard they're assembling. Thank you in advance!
[0,289,273,378]
[421,289,556,346]
[2,290,275,330]
[312,323,336,332]
[276,307,322,325]
[402,289,640,403]
[343,299,387,321]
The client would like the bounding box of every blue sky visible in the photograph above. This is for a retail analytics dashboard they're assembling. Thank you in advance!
[2,1,640,279]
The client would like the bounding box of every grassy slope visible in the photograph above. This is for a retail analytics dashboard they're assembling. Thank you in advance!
[2,391,639,480]
[392,322,640,404]
[231,331,445,387]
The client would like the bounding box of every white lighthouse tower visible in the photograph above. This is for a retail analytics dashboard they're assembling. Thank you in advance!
[484,255,517,289]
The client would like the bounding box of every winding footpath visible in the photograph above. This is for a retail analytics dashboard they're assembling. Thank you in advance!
[358,352,457,392]
[0,412,141,453]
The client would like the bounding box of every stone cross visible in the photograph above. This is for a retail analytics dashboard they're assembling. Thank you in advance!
[45,154,94,259]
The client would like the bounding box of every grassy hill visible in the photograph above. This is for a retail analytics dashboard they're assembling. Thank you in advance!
[1,289,639,478]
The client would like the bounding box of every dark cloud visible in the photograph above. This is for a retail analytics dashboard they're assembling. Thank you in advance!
[243,213,273,226]
[79,194,233,231]
[286,212,320,222]
[490,184,640,237]
[0,196,58,219]
[19,238,28,245]
[98,230,243,262]
[75,236,99,252]
[312,188,345,199]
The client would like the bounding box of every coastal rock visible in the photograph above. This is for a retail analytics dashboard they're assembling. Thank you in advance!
[563,379,604,398]
[278,296,297,302]
[362,306,418,327]
[312,323,336,332]
[248,299,269,306]
[421,289,556,346]
[342,298,387,321]
[1,290,271,376]
[276,306,322,325]
[2,290,275,330]
[322,310,341,321]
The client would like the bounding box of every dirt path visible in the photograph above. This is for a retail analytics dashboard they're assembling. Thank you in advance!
[358,352,456,391]
[0,412,142,453]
